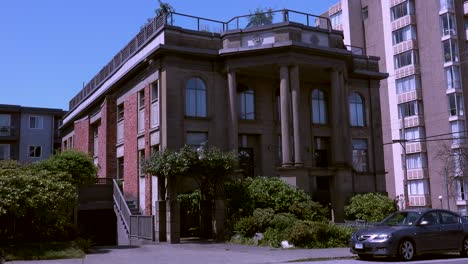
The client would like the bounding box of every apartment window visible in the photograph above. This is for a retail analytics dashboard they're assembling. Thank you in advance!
[330,10,342,29]
[28,145,41,158]
[392,25,417,45]
[311,89,328,125]
[398,100,423,118]
[448,93,464,116]
[117,104,124,143]
[443,39,459,63]
[138,90,145,133]
[349,93,365,127]
[187,132,208,148]
[0,144,10,160]
[362,6,368,20]
[453,149,466,176]
[185,77,207,117]
[396,75,420,94]
[446,65,461,90]
[29,115,43,129]
[406,153,427,169]
[394,50,418,69]
[440,13,457,36]
[408,179,429,195]
[352,139,368,172]
[457,177,468,200]
[138,150,145,177]
[440,0,455,10]
[390,0,414,21]
[451,120,466,145]
[117,157,124,180]
[400,127,425,141]
[0,114,11,136]
[238,88,255,120]
[151,81,159,128]
[314,137,330,167]
[93,125,99,157]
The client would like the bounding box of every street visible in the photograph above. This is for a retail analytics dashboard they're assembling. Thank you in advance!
[304,255,467,264]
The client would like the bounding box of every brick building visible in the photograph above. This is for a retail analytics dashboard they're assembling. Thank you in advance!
[61,9,387,242]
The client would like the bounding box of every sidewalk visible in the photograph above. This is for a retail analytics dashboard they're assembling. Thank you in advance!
[9,243,354,264]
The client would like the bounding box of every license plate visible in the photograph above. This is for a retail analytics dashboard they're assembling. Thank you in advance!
[355,243,363,249]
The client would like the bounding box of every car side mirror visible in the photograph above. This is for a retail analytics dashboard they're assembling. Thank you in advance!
[418,220,429,226]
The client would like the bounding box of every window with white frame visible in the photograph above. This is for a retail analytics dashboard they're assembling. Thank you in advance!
[238,88,255,120]
[117,104,124,143]
[405,153,427,169]
[138,150,145,177]
[0,144,10,160]
[28,145,41,158]
[453,149,466,176]
[392,25,417,45]
[352,139,368,172]
[448,93,464,116]
[440,0,455,10]
[151,81,159,128]
[93,125,99,157]
[187,132,208,148]
[400,126,425,141]
[445,65,461,90]
[185,77,207,117]
[390,0,414,21]
[138,90,145,133]
[394,50,418,69]
[330,10,342,29]
[349,93,365,127]
[396,75,420,94]
[451,120,466,145]
[457,177,468,200]
[440,12,457,36]
[398,100,423,118]
[443,39,459,63]
[408,179,429,195]
[311,89,328,125]
[29,115,43,129]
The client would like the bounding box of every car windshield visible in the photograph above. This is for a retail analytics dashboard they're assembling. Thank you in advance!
[380,212,421,226]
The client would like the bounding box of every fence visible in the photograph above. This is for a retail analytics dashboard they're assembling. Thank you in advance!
[130,215,155,240]
[113,179,131,232]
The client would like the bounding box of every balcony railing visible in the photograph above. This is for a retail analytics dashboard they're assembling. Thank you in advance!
[68,10,332,111]
[0,126,18,137]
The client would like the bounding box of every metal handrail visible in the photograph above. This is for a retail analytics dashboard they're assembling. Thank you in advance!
[113,179,132,232]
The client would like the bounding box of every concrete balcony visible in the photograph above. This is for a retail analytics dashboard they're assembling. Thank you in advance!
[0,126,19,140]
[395,64,420,79]
[397,89,422,104]
[393,39,418,55]
[407,168,428,180]
[409,194,431,207]
[391,15,416,31]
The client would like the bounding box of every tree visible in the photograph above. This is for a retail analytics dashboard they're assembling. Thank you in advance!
[155,0,174,17]
[246,7,274,28]
[345,193,397,222]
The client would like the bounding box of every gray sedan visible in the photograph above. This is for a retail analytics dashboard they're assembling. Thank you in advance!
[349,209,468,261]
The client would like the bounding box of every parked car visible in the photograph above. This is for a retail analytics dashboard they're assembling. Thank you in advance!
[349,209,468,261]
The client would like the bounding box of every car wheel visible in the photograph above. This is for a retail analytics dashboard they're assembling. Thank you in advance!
[358,254,372,260]
[461,236,468,257]
[398,239,415,261]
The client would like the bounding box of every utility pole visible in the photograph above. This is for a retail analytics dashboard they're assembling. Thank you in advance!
[393,112,409,209]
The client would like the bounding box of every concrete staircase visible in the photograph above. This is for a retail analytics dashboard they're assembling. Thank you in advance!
[126,200,141,215]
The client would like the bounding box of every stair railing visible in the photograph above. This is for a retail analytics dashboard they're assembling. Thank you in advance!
[113,179,132,232]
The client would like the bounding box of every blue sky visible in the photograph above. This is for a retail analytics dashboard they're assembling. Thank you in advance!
[0,0,334,110]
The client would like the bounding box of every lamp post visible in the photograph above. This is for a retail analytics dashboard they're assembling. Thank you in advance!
[438,195,443,209]
[393,138,409,209]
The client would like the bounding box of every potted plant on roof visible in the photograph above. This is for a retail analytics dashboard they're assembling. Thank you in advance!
[155,0,175,25]
[246,7,274,28]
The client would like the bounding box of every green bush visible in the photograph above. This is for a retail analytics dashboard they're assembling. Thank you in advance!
[234,216,257,237]
[345,192,397,222]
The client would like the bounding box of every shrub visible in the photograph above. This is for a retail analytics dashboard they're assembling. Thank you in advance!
[234,216,257,237]
[345,192,397,222]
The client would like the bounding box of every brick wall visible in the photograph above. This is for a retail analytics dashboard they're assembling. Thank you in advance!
[97,97,117,179]
[143,84,153,215]
[123,93,138,201]
[73,117,91,155]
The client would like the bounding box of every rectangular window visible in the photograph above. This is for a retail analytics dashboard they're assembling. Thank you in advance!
[151,82,159,128]
[0,114,11,136]
[392,25,417,45]
[396,75,420,94]
[400,127,425,141]
[314,137,330,167]
[394,50,418,69]
[117,104,124,121]
[440,0,455,10]
[93,125,99,157]
[187,132,208,148]
[451,120,466,145]
[330,10,342,29]
[138,90,145,133]
[362,6,368,20]
[446,66,461,90]
[139,150,145,177]
[391,0,414,21]
[443,39,459,63]
[117,157,124,180]
[352,139,368,172]
[398,100,423,118]
[0,144,10,160]
[408,179,429,195]
[28,145,41,158]
[406,153,427,169]
[448,93,464,116]
[238,89,255,120]
[117,104,124,143]
[440,13,457,36]
[29,115,43,129]
[457,177,468,200]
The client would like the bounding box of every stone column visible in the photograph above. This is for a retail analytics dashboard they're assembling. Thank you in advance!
[280,65,292,166]
[155,200,166,242]
[290,65,302,166]
[227,70,238,151]
[212,199,225,241]
[330,68,350,166]
[165,177,180,243]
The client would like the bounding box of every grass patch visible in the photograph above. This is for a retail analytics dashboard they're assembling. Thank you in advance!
[4,241,85,261]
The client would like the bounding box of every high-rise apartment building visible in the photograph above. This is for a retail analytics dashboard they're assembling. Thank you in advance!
[328,0,468,215]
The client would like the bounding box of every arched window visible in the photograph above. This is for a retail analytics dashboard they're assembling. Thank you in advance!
[185,77,207,117]
[311,89,328,124]
[238,87,255,120]
[349,92,365,127]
